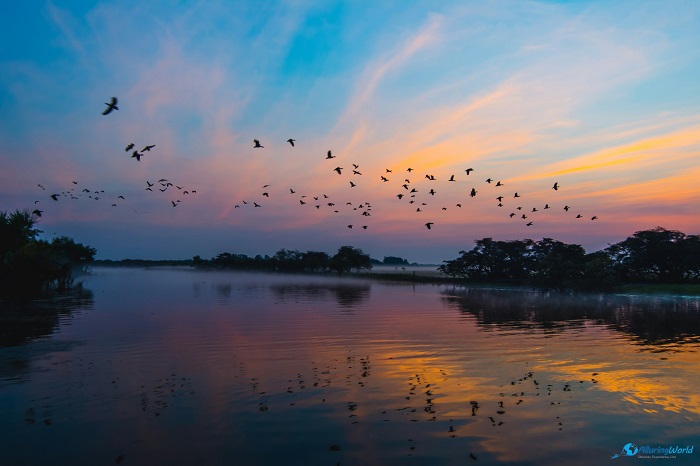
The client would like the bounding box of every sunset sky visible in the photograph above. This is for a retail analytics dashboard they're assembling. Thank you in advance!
[1,1,699,263]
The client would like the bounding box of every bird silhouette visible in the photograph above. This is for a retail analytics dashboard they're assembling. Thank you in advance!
[118,195,125,199]
[448,175,455,182]
[334,167,343,175]
[470,188,477,197]
[125,143,134,151]
[552,182,559,190]
[102,97,118,115]
[262,192,269,197]
[407,167,414,172]
[132,151,143,161]
[526,222,533,226]
[591,216,598,220]
[465,168,474,175]
[429,189,436,195]
[142,144,156,152]
[326,150,334,159]
[253,139,263,148]
[381,176,389,182]
[564,205,570,211]
[287,138,295,147]
[32,209,42,217]
[514,192,520,198]
[425,222,434,229]
[397,194,404,199]
[171,201,177,207]
[50,194,59,201]
[486,178,492,183]
[350,181,356,187]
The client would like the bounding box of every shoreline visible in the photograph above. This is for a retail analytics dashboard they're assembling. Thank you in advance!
[86,264,700,297]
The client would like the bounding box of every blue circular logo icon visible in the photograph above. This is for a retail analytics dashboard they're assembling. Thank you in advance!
[622,443,639,456]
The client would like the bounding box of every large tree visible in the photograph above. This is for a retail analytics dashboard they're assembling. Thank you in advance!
[606,227,692,282]
[330,246,372,274]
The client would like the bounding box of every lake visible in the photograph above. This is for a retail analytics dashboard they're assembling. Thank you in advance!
[1,267,698,465]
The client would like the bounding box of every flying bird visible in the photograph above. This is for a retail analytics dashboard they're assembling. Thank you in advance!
[350,181,356,187]
[425,222,434,229]
[448,175,455,182]
[253,139,264,148]
[334,167,343,175]
[131,151,143,161]
[102,97,118,115]
[564,205,570,211]
[287,138,295,147]
[465,168,474,175]
[552,182,559,191]
[118,195,125,199]
[326,150,334,159]
[125,143,134,151]
[142,145,156,152]
[407,167,414,172]
[50,194,59,201]
[470,188,477,197]
[32,209,42,217]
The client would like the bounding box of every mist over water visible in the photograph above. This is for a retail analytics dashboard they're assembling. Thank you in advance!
[1,267,698,465]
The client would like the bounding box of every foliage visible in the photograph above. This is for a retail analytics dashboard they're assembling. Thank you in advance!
[439,227,700,290]
[329,246,372,274]
[382,256,409,265]
[0,209,96,297]
[198,246,371,274]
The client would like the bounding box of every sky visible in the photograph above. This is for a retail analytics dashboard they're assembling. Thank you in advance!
[1,0,699,263]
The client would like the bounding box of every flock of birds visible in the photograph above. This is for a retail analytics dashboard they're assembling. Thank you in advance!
[32,96,599,233]
[243,133,599,231]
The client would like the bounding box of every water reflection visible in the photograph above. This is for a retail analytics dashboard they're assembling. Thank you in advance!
[0,290,93,385]
[0,291,93,347]
[441,287,700,347]
[1,269,698,465]
[270,283,370,309]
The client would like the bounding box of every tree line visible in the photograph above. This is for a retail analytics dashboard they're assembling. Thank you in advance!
[193,245,373,274]
[438,227,700,290]
[0,209,96,298]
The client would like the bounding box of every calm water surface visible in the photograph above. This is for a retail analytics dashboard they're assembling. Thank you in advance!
[1,267,699,465]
